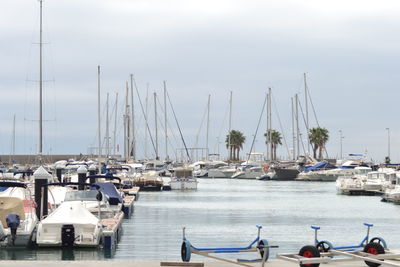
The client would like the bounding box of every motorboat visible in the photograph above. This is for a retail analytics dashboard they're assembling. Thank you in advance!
[382,176,400,204]
[231,165,264,179]
[36,200,102,247]
[0,181,38,247]
[335,167,372,195]
[170,168,198,190]
[295,161,337,181]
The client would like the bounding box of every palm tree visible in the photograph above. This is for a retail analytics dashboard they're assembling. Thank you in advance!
[264,129,282,160]
[308,127,329,160]
[225,130,246,161]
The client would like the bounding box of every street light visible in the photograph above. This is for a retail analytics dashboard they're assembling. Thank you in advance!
[386,128,390,162]
[339,130,344,159]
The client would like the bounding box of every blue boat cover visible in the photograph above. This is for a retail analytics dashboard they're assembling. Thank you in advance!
[92,182,123,205]
[305,161,336,172]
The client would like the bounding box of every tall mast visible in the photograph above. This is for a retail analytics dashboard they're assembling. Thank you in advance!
[10,114,16,165]
[39,0,43,156]
[97,66,101,169]
[154,92,159,159]
[268,88,272,161]
[206,94,210,161]
[164,81,168,159]
[228,91,232,161]
[113,92,118,156]
[295,94,300,158]
[130,74,135,160]
[144,84,149,159]
[304,73,309,155]
[291,97,295,160]
[266,90,272,161]
[124,82,130,161]
[106,93,110,158]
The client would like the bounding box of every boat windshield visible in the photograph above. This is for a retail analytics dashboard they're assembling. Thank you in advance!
[64,190,99,201]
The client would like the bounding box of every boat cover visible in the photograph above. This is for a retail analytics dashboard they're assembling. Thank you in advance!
[92,183,123,205]
[0,196,25,227]
[41,201,99,225]
[305,161,336,172]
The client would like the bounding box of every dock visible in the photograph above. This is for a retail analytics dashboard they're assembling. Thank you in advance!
[0,259,386,267]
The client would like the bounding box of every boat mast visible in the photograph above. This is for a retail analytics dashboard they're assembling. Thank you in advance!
[130,74,135,160]
[154,92,159,159]
[38,0,43,158]
[106,92,110,158]
[10,114,16,165]
[228,91,232,161]
[291,97,295,160]
[113,92,118,156]
[206,94,210,161]
[124,82,130,162]
[304,73,309,155]
[268,87,272,161]
[97,65,101,171]
[145,84,149,159]
[295,94,300,158]
[164,81,168,160]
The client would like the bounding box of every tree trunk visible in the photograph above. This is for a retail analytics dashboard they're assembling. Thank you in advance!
[318,146,323,160]
[313,145,318,159]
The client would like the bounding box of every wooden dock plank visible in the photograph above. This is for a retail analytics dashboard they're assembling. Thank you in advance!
[160,262,204,267]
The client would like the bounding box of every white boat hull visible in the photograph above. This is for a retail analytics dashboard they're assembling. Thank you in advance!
[170,179,198,190]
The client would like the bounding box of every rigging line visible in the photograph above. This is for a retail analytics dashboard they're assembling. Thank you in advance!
[246,93,267,164]
[154,93,181,156]
[271,92,290,159]
[305,80,320,127]
[132,77,157,155]
[297,100,314,154]
[194,102,208,148]
[217,99,230,147]
[166,89,191,162]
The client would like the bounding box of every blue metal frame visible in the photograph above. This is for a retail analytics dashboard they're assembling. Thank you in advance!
[183,225,262,253]
[312,223,373,251]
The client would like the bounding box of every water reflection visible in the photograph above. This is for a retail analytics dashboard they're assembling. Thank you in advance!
[1,179,400,260]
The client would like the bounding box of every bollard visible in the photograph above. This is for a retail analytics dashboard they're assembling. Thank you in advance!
[34,166,51,220]
[55,164,63,182]
[77,165,88,190]
[88,164,97,184]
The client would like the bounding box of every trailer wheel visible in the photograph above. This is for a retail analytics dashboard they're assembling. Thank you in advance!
[258,239,269,261]
[363,242,385,267]
[316,240,333,252]
[370,237,387,249]
[299,245,320,267]
[181,240,191,262]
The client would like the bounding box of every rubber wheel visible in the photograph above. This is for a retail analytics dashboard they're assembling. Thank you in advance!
[370,237,387,249]
[181,240,191,262]
[258,239,269,262]
[363,242,385,267]
[316,240,333,252]
[299,245,320,267]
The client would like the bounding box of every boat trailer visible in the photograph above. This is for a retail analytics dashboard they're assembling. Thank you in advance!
[278,223,400,267]
[180,225,278,267]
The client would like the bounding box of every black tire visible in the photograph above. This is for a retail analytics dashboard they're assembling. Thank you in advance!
[363,242,385,267]
[258,239,269,262]
[316,240,333,252]
[370,237,387,249]
[181,240,191,262]
[298,245,320,267]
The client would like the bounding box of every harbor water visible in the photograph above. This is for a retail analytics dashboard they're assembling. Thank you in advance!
[1,179,400,261]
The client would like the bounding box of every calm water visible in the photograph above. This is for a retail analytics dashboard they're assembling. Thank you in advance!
[1,179,400,260]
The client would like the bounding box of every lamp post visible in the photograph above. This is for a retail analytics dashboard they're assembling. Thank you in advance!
[339,130,344,159]
[386,128,390,162]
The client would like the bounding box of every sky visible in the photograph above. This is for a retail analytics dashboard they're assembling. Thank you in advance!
[1,0,400,163]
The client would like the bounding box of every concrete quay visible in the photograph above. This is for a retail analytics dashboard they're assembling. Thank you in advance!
[0,259,382,267]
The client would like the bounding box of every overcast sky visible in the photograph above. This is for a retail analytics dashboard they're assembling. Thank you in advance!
[1,0,400,162]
